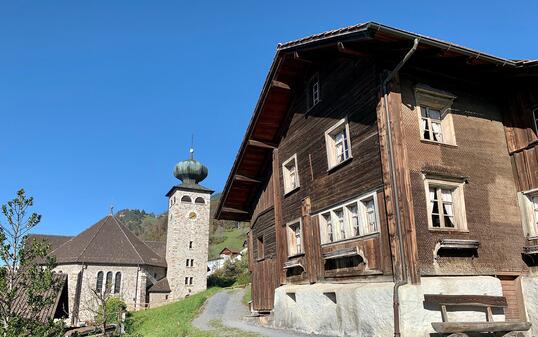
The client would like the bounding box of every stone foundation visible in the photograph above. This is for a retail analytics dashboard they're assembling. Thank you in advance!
[273,276,507,337]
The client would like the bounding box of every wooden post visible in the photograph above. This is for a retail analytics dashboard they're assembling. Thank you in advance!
[376,77,420,284]
[301,196,319,284]
[272,149,287,285]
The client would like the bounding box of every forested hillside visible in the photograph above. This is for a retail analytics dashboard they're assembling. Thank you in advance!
[116,193,248,258]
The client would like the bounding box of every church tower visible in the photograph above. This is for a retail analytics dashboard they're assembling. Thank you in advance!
[165,148,212,300]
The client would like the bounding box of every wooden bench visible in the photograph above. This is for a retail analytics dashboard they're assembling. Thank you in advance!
[424,294,531,337]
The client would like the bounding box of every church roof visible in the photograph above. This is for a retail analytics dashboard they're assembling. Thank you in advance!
[148,277,170,293]
[49,215,167,268]
[27,234,73,251]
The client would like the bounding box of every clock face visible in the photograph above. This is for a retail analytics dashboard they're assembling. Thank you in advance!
[189,212,197,220]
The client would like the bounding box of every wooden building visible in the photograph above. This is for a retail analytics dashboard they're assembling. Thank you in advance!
[216,22,538,337]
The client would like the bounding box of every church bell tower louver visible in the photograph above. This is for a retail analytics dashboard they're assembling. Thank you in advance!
[165,148,212,300]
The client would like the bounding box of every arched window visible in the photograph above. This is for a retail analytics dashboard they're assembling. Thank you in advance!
[181,195,192,203]
[114,272,122,294]
[195,197,205,205]
[105,272,113,292]
[96,271,103,293]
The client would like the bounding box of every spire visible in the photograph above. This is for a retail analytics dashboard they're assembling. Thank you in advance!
[173,144,208,185]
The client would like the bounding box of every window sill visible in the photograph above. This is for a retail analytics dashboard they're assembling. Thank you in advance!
[420,139,458,148]
[428,227,469,233]
[287,252,305,259]
[321,232,380,247]
[283,186,300,197]
[528,236,538,241]
[327,156,353,173]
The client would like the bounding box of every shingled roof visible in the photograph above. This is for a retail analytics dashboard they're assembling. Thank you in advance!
[27,234,73,251]
[49,215,167,267]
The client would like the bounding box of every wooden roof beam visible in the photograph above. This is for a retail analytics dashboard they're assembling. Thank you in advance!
[271,80,291,90]
[293,51,318,65]
[337,42,368,57]
[247,139,277,149]
[221,207,249,215]
[234,174,262,184]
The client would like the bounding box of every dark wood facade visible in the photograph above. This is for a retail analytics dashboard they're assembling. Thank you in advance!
[217,23,538,312]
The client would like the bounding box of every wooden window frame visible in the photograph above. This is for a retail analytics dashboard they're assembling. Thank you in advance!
[317,191,380,245]
[286,219,304,257]
[325,118,352,171]
[518,190,538,239]
[307,72,321,110]
[424,178,468,232]
[415,85,457,146]
[256,235,265,260]
[282,154,300,195]
[533,108,538,135]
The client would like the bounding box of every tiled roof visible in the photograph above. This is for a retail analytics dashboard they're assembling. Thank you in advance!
[50,215,167,267]
[148,277,170,293]
[144,241,166,259]
[27,234,72,251]
[13,273,67,323]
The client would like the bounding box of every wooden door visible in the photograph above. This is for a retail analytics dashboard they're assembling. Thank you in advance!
[499,276,525,321]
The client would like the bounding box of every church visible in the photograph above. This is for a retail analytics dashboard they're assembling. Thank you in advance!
[29,150,212,326]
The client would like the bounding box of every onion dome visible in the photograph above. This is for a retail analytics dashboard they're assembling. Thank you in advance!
[173,148,208,184]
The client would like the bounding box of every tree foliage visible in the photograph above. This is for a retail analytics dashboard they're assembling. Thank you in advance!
[0,189,64,337]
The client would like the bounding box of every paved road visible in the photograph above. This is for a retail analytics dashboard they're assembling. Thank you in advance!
[193,287,327,337]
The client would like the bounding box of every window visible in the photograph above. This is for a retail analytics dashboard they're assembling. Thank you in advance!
[533,108,538,134]
[195,197,205,204]
[184,277,189,285]
[518,191,538,238]
[325,119,352,170]
[189,277,193,285]
[286,220,303,256]
[318,192,380,244]
[185,277,193,285]
[257,235,264,260]
[105,272,113,292]
[307,73,320,109]
[282,154,300,194]
[415,85,456,145]
[181,195,192,203]
[420,107,443,142]
[114,272,121,294]
[189,241,193,249]
[425,178,467,231]
[186,259,194,267]
[96,271,103,293]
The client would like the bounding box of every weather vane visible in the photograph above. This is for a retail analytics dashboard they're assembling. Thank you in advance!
[109,204,114,215]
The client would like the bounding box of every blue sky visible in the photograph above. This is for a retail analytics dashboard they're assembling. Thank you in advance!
[1,1,537,236]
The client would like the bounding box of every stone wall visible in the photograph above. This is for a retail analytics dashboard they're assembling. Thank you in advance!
[55,264,167,325]
[166,188,210,300]
[273,276,505,337]
[521,274,538,337]
[148,292,169,308]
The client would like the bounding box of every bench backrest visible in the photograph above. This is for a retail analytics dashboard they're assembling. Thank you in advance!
[424,294,508,308]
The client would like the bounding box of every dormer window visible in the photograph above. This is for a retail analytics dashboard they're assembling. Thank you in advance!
[325,119,352,170]
[282,154,300,194]
[307,73,320,110]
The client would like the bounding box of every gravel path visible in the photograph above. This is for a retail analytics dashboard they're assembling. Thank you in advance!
[193,287,327,337]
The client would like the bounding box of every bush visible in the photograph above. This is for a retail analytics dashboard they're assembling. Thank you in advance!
[96,296,127,326]
[207,258,250,288]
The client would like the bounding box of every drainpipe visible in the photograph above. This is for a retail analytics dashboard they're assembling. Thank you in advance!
[382,38,419,337]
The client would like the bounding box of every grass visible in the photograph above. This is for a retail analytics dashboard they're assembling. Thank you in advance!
[126,287,220,337]
[208,320,259,337]
[208,226,248,259]
[241,285,251,307]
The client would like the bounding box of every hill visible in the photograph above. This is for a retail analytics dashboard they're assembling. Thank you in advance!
[116,193,248,259]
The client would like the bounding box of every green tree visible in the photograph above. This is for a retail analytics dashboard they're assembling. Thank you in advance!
[0,189,63,337]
